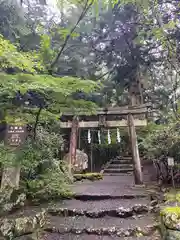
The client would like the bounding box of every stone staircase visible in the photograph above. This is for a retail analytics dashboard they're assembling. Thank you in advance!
[40,175,161,240]
[102,156,134,175]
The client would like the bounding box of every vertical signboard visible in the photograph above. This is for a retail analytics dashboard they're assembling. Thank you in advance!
[168,157,175,167]
[5,125,26,147]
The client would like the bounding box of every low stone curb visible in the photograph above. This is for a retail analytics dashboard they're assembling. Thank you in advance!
[45,223,159,237]
[48,204,157,218]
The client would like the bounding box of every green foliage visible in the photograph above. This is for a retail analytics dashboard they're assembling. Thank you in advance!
[0,73,99,96]
[0,72,99,125]
[0,125,63,169]
[25,167,74,202]
[0,73,99,95]
[39,34,54,68]
[0,35,40,73]
[140,120,180,161]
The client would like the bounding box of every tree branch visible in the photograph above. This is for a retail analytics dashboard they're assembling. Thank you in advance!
[33,107,42,140]
[49,0,93,74]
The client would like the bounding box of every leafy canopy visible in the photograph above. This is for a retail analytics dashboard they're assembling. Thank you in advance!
[0,35,43,73]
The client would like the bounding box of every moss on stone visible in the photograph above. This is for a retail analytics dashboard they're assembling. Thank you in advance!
[160,190,180,238]
[160,206,180,230]
[164,190,180,203]
[30,189,75,204]
[161,206,180,217]
[74,173,103,181]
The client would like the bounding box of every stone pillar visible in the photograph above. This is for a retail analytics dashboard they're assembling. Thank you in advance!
[1,166,21,189]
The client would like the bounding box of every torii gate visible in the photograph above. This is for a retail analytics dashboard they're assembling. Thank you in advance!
[60,104,152,185]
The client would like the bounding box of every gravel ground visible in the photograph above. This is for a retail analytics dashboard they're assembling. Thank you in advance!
[43,233,160,240]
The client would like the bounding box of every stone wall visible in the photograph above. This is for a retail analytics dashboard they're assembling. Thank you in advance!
[0,211,47,239]
[0,188,47,239]
[160,204,180,239]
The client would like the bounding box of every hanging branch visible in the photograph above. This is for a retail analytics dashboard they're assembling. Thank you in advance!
[49,0,94,74]
[33,107,42,140]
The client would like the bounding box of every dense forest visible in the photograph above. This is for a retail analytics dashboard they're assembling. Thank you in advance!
[0,0,180,197]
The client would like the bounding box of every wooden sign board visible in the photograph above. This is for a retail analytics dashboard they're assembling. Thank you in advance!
[5,125,26,147]
[168,157,175,167]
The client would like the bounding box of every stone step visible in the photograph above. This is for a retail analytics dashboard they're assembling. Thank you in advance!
[43,232,161,240]
[45,215,159,237]
[104,168,133,173]
[11,199,152,219]
[48,200,152,218]
[116,157,132,160]
[106,165,143,170]
[103,173,133,176]
[107,164,133,169]
[50,199,150,211]
[111,159,132,164]
[74,193,147,201]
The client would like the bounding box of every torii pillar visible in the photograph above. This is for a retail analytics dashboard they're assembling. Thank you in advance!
[128,114,143,185]
[68,117,79,174]
[128,80,143,185]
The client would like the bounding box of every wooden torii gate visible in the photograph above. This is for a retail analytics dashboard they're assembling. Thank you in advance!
[60,104,151,185]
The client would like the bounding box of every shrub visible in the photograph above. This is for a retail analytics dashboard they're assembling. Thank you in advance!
[140,121,180,161]
[25,166,74,202]
[139,121,180,184]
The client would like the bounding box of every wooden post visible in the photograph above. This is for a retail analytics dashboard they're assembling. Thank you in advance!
[90,131,93,172]
[128,114,143,185]
[69,117,79,173]
[78,128,81,149]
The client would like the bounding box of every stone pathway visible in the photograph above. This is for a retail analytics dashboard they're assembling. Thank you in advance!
[42,175,161,240]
